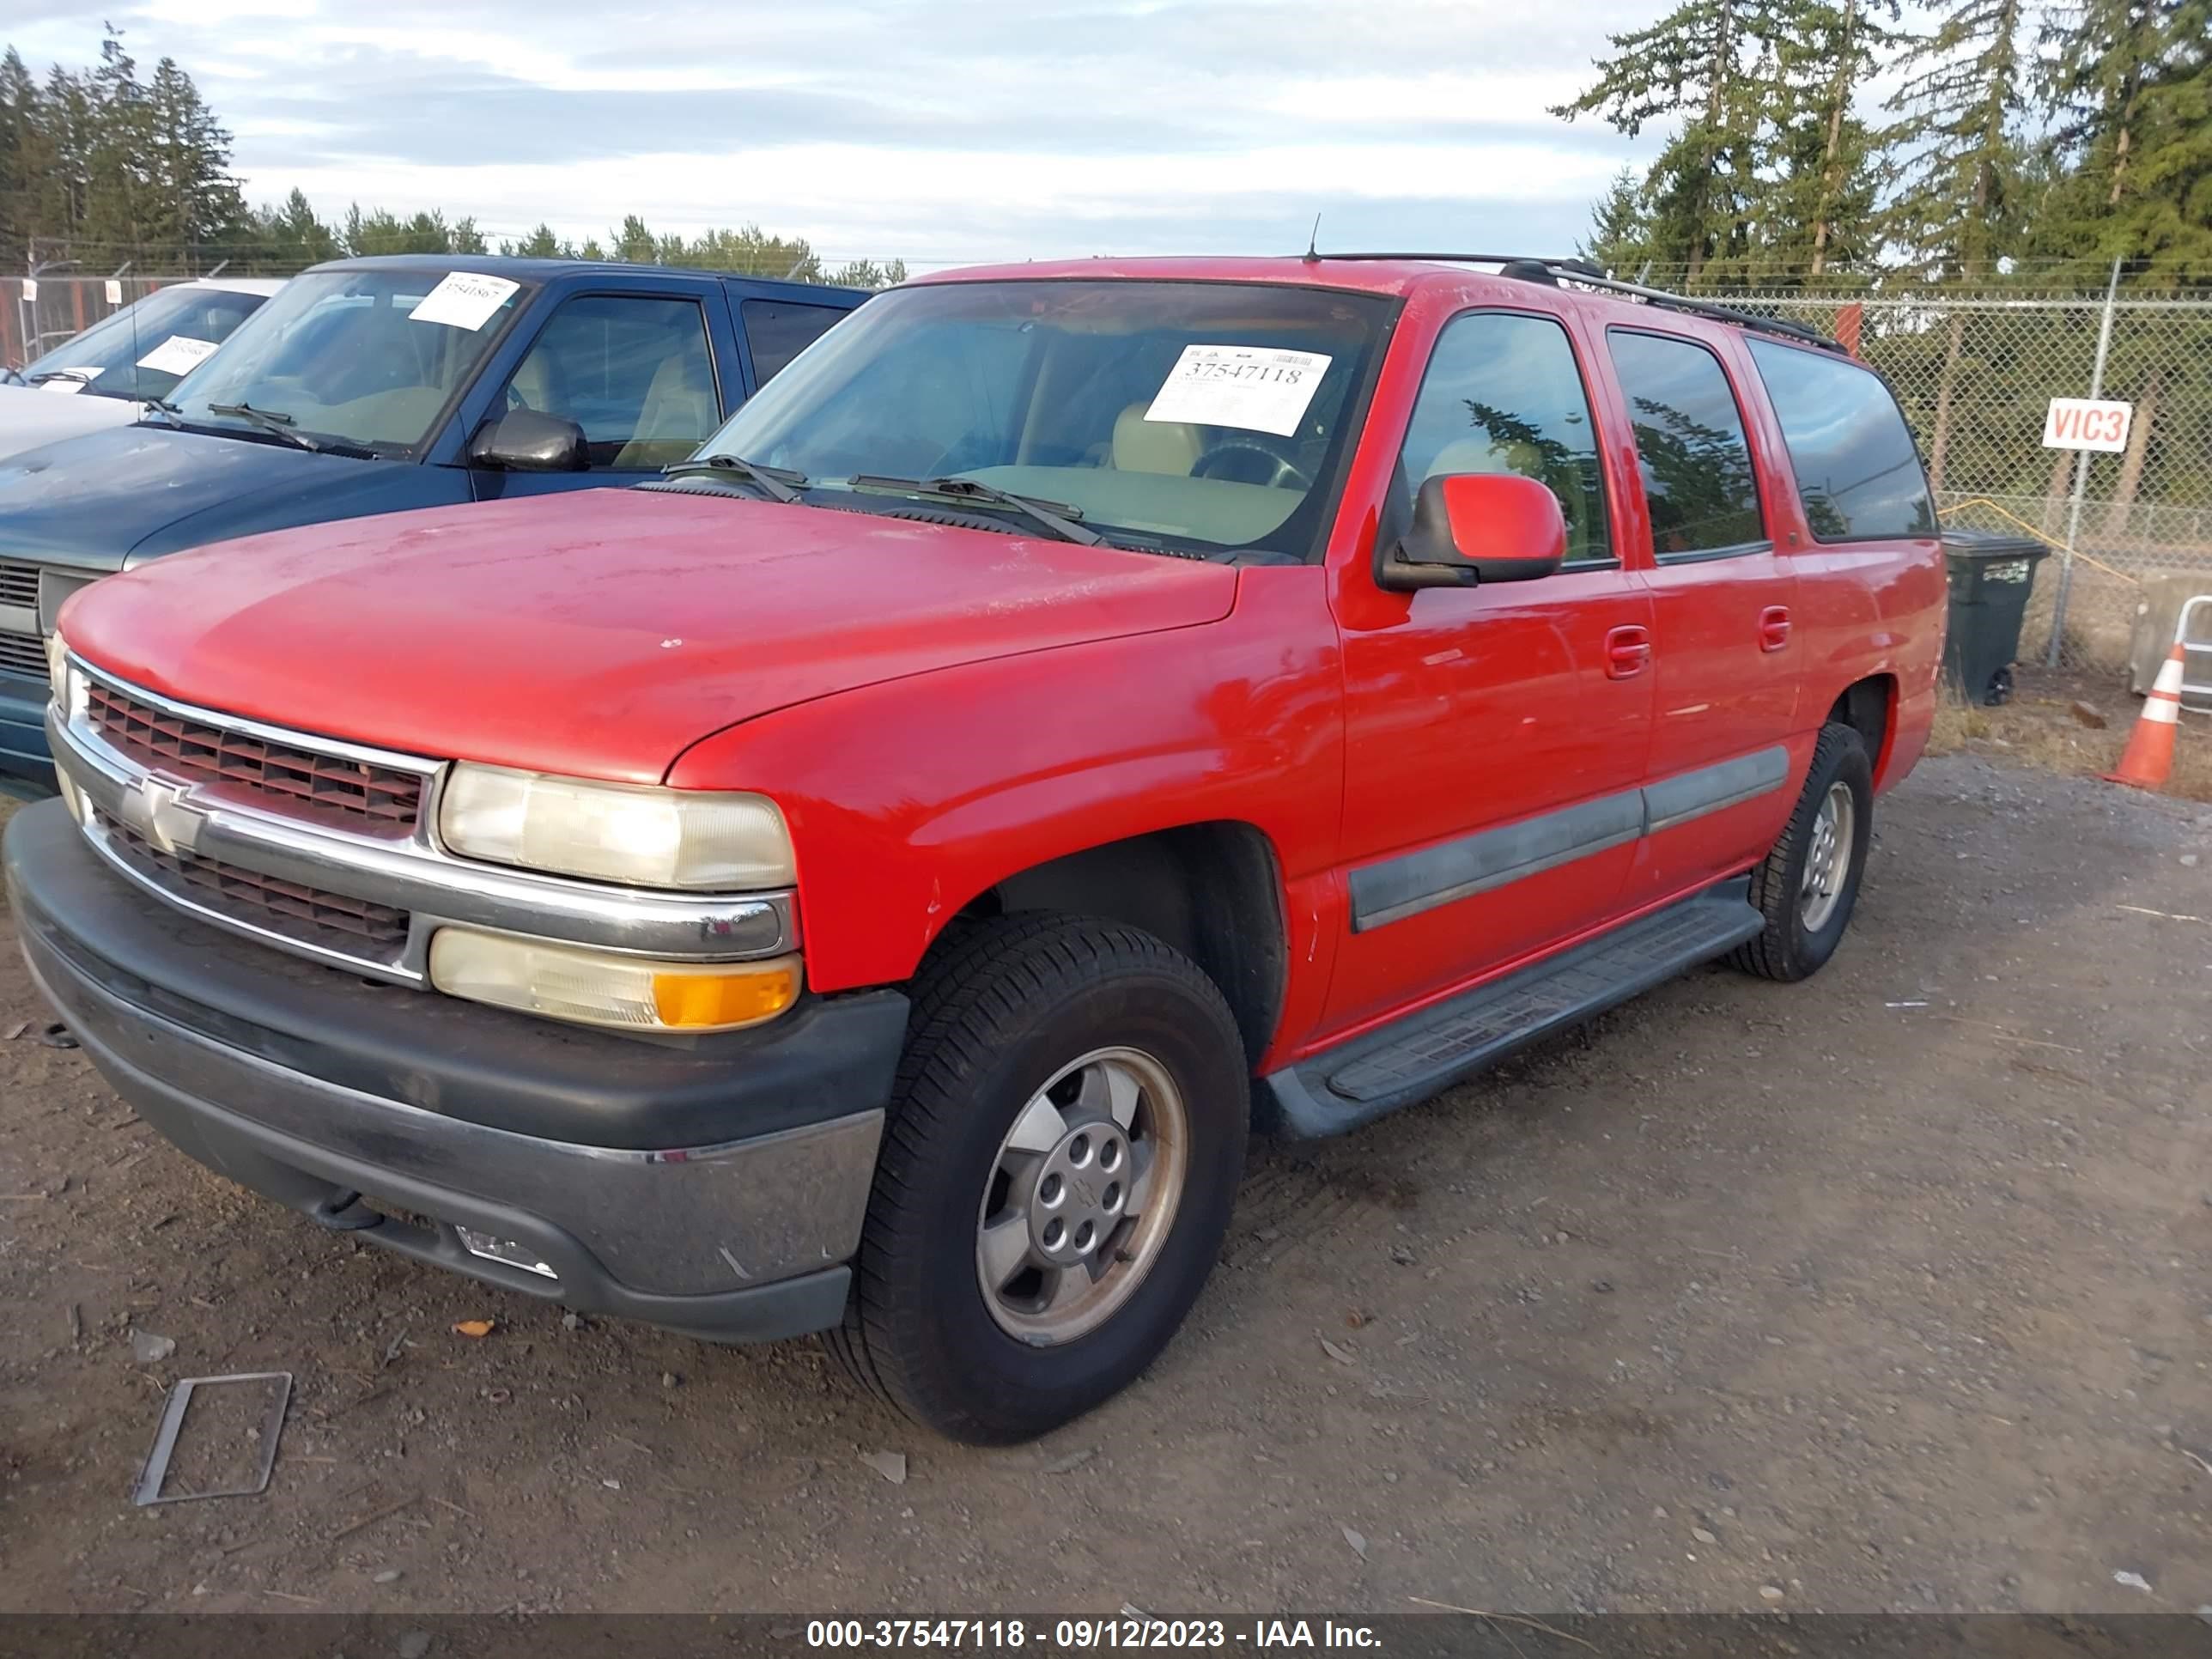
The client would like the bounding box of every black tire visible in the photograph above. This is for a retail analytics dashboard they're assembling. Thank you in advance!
[825,914,1249,1443]
[1728,722,1873,982]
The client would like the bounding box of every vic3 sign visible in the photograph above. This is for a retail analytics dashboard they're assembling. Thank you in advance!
[2043,398,2134,453]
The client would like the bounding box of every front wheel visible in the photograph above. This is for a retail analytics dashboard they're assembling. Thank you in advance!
[826,915,1249,1443]
[1729,722,1873,982]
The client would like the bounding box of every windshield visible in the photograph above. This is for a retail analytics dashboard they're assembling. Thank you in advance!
[22,284,268,403]
[701,279,1393,558]
[167,269,530,456]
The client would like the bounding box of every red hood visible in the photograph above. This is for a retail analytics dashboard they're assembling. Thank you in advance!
[64,489,1239,782]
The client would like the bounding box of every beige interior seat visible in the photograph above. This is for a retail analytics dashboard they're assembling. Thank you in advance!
[1424,436,1537,478]
[505,349,555,412]
[613,355,720,471]
[1112,402,1205,476]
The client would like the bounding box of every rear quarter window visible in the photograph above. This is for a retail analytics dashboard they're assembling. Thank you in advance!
[1747,339,1936,542]
[742,300,850,384]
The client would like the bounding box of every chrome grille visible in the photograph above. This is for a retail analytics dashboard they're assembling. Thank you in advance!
[87,682,424,833]
[0,629,44,680]
[105,818,410,962]
[0,560,36,609]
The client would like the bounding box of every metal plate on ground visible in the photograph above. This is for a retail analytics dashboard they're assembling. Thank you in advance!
[131,1370,292,1506]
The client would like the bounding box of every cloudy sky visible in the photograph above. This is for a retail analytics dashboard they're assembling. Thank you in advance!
[9,0,1671,270]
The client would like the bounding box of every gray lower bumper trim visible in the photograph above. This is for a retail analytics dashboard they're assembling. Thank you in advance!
[27,941,882,1301]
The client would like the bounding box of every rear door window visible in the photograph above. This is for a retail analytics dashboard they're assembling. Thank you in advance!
[1747,339,1936,541]
[741,300,849,384]
[498,295,719,471]
[1606,330,1765,560]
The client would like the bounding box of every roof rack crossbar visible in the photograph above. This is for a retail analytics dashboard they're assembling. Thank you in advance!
[1310,252,1844,353]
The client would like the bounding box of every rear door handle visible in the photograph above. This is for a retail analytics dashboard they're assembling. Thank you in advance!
[1605,624,1651,679]
[1759,605,1792,652]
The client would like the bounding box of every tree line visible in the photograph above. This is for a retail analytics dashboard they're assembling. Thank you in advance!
[2,11,2203,295]
[1560,0,2209,289]
[0,28,904,288]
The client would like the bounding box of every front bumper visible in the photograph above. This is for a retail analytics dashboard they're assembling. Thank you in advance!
[0,668,54,793]
[6,799,907,1343]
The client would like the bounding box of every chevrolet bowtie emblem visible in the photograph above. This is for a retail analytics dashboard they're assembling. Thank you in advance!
[126,777,203,857]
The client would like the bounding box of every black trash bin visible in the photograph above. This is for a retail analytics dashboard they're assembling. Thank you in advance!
[1942,531,2051,705]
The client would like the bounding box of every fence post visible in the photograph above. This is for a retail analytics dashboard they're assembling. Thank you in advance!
[2046,257,2124,668]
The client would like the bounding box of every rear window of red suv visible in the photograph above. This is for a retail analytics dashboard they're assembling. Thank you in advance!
[1747,339,1936,543]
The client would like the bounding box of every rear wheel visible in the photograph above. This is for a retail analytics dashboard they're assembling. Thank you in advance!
[826,914,1248,1443]
[1729,721,1873,982]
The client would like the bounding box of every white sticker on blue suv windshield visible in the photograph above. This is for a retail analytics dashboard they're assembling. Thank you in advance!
[135,335,218,376]
[1144,344,1334,438]
[408,272,520,331]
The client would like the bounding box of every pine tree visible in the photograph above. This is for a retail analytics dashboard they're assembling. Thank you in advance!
[1578,167,1658,275]
[1886,0,2037,280]
[143,57,245,246]
[41,62,97,239]
[0,49,55,257]
[1552,0,1784,282]
[260,187,340,264]
[610,214,658,264]
[2038,0,2212,283]
[503,222,574,258]
[82,26,143,245]
[1765,0,1898,278]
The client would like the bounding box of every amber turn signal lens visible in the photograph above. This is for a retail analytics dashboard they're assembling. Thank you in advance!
[651,961,799,1029]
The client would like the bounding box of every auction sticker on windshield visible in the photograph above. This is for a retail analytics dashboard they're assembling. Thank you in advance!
[136,336,219,377]
[409,272,521,331]
[1144,344,1333,438]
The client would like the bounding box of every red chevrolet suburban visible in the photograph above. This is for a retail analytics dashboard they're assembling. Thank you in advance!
[7,256,1944,1443]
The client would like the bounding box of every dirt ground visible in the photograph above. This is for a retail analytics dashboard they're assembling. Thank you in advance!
[2,752,2208,1618]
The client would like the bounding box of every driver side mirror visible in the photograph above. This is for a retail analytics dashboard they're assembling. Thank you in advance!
[468,408,589,472]
[1377,472,1568,592]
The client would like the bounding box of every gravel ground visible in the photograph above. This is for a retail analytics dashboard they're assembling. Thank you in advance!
[1,755,2207,1616]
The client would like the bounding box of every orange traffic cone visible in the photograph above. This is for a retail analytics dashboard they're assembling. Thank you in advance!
[2104,640,2186,791]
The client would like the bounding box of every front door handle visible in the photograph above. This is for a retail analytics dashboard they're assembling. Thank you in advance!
[1605,624,1652,679]
[1759,605,1792,652]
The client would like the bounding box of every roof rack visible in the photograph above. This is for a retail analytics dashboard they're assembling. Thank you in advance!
[1310,252,1844,354]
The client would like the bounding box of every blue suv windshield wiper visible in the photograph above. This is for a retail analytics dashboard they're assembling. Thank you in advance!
[202,401,379,459]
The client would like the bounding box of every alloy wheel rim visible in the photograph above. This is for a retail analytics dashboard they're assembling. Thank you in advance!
[975,1045,1189,1346]
[1799,781,1855,933]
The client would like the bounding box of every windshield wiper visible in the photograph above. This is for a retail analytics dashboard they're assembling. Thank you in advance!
[660,453,806,504]
[27,368,97,386]
[846,474,1102,546]
[203,402,382,459]
[207,400,324,452]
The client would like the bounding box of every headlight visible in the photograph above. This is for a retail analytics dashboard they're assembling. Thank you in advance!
[428,927,801,1031]
[437,765,794,890]
[43,629,84,723]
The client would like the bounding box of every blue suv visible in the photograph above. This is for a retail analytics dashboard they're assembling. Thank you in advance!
[0,255,867,791]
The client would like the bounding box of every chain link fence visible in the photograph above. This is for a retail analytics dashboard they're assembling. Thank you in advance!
[0,274,212,368]
[1729,287,2212,679]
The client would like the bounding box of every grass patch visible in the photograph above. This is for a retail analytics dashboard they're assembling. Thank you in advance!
[1928,671,2212,802]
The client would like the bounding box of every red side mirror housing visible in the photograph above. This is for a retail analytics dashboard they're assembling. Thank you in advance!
[1378,472,1569,592]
